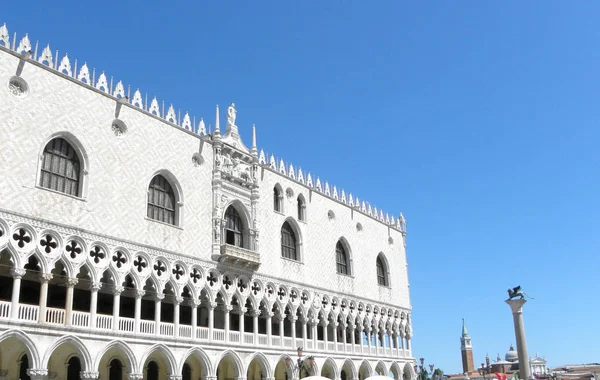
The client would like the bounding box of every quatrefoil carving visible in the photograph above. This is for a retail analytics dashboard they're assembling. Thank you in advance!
[206,272,218,287]
[39,234,57,254]
[154,260,166,276]
[89,246,105,264]
[190,268,201,284]
[251,282,261,296]
[113,251,127,268]
[237,279,247,292]
[133,256,147,272]
[66,240,82,259]
[12,228,31,248]
[172,264,184,280]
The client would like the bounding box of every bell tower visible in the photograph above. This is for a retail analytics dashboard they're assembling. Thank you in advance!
[461,318,474,373]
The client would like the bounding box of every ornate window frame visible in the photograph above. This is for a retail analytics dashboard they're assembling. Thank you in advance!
[145,170,183,227]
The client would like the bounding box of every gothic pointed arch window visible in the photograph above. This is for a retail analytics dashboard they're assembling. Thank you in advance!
[336,241,349,275]
[297,194,306,221]
[225,206,244,247]
[39,137,81,196]
[281,221,298,260]
[147,174,177,225]
[376,254,390,286]
[274,184,283,212]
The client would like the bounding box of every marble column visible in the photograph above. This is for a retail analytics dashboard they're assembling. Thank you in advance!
[239,306,246,342]
[112,285,124,331]
[26,369,49,380]
[9,268,25,320]
[252,309,260,344]
[191,299,200,339]
[290,315,297,347]
[155,293,164,336]
[349,323,356,354]
[134,290,145,334]
[174,296,183,338]
[332,321,339,351]
[38,273,52,323]
[208,301,216,341]
[302,316,308,348]
[65,277,78,326]
[266,311,274,347]
[89,282,101,329]
[278,314,285,346]
[224,305,232,342]
[506,299,531,380]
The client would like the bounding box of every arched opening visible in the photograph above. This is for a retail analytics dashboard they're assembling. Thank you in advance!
[39,137,82,196]
[247,356,269,380]
[336,240,350,275]
[216,354,240,380]
[359,361,371,380]
[375,362,387,376]
[147,360,159,380]
[390,363,402,380]
[140,277,158,332]
[67,356,82,380]
[274,185,283,212]
[321,359,336,380]
[341,360,355,380]
[281,222,298,261]
[376,253,390,286]
[147,174,178,226]
[181,349,209,380]
[19,354,31,380]
[224,206,244,248]
[109,358,123,380]
[297,195,306,221]
[274,357,293,380]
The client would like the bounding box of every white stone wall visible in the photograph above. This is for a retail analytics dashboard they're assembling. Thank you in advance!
[0,46,410,311]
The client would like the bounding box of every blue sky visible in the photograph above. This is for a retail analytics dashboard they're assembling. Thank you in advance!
[4,1,600,373]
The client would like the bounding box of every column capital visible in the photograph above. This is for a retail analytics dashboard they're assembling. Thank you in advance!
[80,371,100,380]
[190,299,201,308]
[135,289,146,299]
[40,273,53,283]
[66,277,79,287]
[202,377,217,380]
[223,304,233,313]
[167,376,183,380]
[209,301,218,309]
[320,319,329,327]
[175,296,184,305]
[10,268,26,279]
[265,311,274,319]
[288,315,298,323]
[155,293,165,301]
[26,369,49,380]
[251,309,261,318]
[127,374,144,380]
[238,306,247,315]
[113,285,125,295]
[506,299,526,314]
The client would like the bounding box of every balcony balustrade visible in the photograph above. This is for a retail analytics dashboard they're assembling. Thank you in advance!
[0,299,409,359]
[219,244,261,269]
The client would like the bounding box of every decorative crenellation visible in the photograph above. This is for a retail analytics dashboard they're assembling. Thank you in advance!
[259,150,407,232]
[0,22,406,234]
[0,23,207,136]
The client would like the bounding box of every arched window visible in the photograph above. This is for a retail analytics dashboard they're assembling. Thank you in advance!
[297,195,306,221]
[147,361,159,380]
[109,358,123,380]
[147,175,176,225]
[225,206,243,247]
[376,255,388,286]
[281,221,297,260]
[39,137,81,196]
[274,186,282,212]
[67,356,82,380]
[336,241,349,275]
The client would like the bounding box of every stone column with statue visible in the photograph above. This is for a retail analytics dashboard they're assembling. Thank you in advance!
[505,286,532,380]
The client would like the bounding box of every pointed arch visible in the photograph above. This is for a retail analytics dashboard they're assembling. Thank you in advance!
[320,357,339,380]
[403,363,416,380]
[42,335,92,371]
[336,237,352,276]
[138,343,177,374]
[214,349,244,378]
[297,193,307,221]
[375,361,388,376]
[50,256,75,278]
[376,253,390,287]
[93,340,137,374]
[390,362,402,380]
[0,329,40,369]
[179,347,213,376]
[273,183,284,212]
[358,360,373,380]
[223,200,252,249]
[246,351,273,379]
[281,217,303,262]
[147,169,183,226]
[340,359,357,380]
[36,132,90,198]
[23,250,48,274]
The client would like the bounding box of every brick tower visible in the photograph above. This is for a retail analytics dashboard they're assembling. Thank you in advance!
[461,318,475,373]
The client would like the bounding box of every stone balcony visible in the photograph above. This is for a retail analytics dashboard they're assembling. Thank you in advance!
[219,244,261,269]
[0,300,410,359]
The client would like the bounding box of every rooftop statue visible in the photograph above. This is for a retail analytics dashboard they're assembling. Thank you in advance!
[227,103,237,128]
[507,285,524,300]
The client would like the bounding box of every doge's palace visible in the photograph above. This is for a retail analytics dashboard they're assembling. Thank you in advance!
[0,22,415,380]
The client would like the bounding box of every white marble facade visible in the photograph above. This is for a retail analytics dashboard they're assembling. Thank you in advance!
[0,24,414,380]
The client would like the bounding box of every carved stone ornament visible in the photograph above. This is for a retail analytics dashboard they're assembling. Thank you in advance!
[227,103,237,128]
[8,76,28,98]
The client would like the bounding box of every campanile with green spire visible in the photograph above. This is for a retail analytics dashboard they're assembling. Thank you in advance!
[461,318,475,373]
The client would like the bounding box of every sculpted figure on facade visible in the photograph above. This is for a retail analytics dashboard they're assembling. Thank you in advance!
[227,103,237,128]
